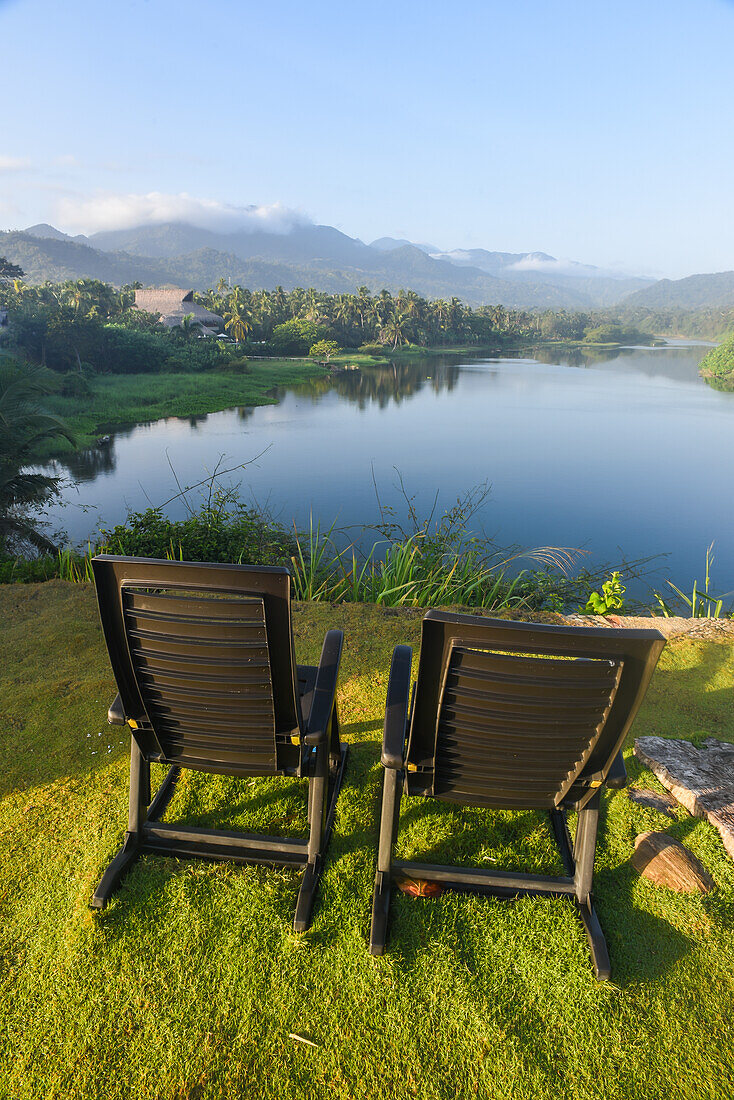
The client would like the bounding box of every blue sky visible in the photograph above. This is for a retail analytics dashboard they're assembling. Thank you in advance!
[1,0,733,278]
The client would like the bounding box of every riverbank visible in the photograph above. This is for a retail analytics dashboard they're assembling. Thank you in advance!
[41,338,671,460]
[37,345,506,457]
[1,581,733,1099]
[41,359,325,455]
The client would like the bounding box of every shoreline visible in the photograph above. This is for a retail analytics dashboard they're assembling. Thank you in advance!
[40,358,325,458]
[39,336,670,460]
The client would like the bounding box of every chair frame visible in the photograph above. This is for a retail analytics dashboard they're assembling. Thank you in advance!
[370,612,665,979]
[90,555,348,932]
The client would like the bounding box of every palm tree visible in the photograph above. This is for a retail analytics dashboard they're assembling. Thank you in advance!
[179,313,199,340]
[303,288,325,324]
[380,310,410,350]
[223,289,253,343]
[0,361,75,553]
[356,286,372,330]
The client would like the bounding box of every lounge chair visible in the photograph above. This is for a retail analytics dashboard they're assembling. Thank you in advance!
[370,610,664,978]
[90,555,348,932]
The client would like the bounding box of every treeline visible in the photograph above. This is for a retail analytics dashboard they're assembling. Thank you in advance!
[196,283,652,352]
[614,305,734,341]
[1,269,660,374]
[0,276,249,375]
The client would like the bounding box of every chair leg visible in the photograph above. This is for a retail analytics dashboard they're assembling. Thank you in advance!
[576,898,611,981]
[91,737,148,909]
[91,832,139,909]
[572,790,611,981]
[293,733,348,933]
[370,767,402,956]
[370,871,391,956]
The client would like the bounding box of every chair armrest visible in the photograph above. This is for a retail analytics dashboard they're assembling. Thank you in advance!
[381,645,412,769]
[605,750,627,789]
[304,630,344,746]
[108,694,126,726]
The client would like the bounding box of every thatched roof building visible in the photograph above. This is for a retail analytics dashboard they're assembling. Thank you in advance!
[134,288,222,332]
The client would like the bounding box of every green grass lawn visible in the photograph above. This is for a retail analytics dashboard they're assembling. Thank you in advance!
[43,360,324,452]
[1,582,733,1098]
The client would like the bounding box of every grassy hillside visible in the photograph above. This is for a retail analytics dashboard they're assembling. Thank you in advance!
[1,583,733,1098]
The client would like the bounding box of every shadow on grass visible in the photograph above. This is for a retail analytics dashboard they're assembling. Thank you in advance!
[90,725,383,932]
[377,798,693,986]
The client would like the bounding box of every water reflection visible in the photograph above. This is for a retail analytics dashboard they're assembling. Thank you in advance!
[60,438,116,482]
[34,343,734,595]
[286,357,462,409]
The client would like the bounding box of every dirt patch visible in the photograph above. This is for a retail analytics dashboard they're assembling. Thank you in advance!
[562,614,734,643]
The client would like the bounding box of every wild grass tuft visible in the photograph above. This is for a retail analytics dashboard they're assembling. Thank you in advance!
[653,543,733,618]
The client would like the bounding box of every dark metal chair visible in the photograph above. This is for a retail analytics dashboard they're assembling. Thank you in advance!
[370,610,665,979]
[91,555,348,932]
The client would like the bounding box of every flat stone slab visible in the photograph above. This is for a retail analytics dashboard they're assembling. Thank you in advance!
[634,736,734,860]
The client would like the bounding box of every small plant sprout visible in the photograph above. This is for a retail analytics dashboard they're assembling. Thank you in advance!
[583,571,626,615]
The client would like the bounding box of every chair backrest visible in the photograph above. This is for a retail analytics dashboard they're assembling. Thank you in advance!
[405,610,665,809]
[92,556,302,776]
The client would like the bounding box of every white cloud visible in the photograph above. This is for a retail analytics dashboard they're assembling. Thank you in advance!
[507,255,591,275]
[0,156,32,172]
[508,255,646,279]
[55,191,311,235]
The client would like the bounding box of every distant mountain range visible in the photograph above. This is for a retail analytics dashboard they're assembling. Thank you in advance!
[2,218,724,311]
[624,271,734,310]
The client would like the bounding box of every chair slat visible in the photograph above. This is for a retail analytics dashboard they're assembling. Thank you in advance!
[121,582,278,771]
[427,642,623,806]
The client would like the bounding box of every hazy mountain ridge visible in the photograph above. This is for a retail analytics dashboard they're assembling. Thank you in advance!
[625,271,734,310]
[0,219,695,310]
[0,230,171,284]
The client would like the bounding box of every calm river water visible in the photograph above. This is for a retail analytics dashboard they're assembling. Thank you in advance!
[42,342,734,597]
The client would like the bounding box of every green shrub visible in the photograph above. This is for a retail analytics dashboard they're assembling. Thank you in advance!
[270,319,330,356]
[164,338,229,374]
[699,333,734,380]
[583,323,649,345]
[101,325,170,373]
[96,497,296,567]
[309,339,340,360]
[0,555,61,584]
[358,343,387,356]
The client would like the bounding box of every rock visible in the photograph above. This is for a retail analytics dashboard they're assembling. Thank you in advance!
[632,831,714,893]
[634,736,734,860]
[628,788,678,817]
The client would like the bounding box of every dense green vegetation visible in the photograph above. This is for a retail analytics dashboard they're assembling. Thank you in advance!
[698,333,734,390]
[0,487,617,614]
[0,359,75,554]
[12,489,717,620]
[615,304,734,342]
[1,270,658,372]
[41,359,322,451]
[0,273,664,460]
[1,583,733,1098]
